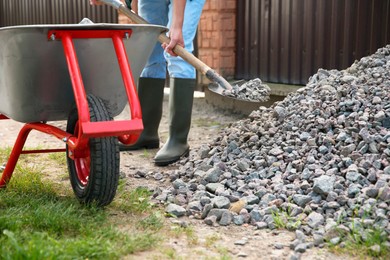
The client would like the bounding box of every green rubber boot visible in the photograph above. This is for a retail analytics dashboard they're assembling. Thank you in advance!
[154,78,195,166]
[119,77,165,151]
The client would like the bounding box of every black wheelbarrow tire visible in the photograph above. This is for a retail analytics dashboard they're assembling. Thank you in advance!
[66,94,119,207]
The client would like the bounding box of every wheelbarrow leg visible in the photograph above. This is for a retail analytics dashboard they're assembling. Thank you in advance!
[0,125,32,187]
[0,122,72,187]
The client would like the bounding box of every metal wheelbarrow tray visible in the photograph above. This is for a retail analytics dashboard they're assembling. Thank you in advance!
[0,23,166,206]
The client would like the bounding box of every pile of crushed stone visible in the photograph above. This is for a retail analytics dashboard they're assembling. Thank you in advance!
[222,78,271,102]
[154,45,390,254]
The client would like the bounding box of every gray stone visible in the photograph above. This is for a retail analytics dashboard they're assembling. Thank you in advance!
[233,215,245,225]
[166,204,187,217]
[250,209,262,223]
[206,183,224,194]
[172,179,186,190]
[269,147,284,156]
[201,203,213,219]
[294,243,307,253]
[306,212,324,229]
[219,210,233,226]
[204,215,217,226]
[204,167,222,183]
[234,239,248,246]
[187,201,202,212]
[292,194,312,207]
[213,196,231,209]
[313,175,335,196]
[207,208,226,221]
[255,221,268,229]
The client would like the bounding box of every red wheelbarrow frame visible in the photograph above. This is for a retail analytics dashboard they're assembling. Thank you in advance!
[0,29,143,187]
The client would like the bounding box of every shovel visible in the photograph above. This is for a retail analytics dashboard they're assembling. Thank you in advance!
[96,0,233,95]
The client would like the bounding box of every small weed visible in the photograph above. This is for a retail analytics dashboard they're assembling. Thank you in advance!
[216,246,232,260]
[165,212,179,218]
[138,212,165,231]
[171,225,198,245]
[141,149,153,158]
[205,233,220,248]
[162,247,177,259]
[112,186,154,213]
[272,208,301,230]
[116,178,127,194]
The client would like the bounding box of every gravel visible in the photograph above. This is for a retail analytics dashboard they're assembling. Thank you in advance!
[155,45,390,251]
[222,78,271,102]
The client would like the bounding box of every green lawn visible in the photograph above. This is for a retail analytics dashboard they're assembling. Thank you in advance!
[0,148,163,259]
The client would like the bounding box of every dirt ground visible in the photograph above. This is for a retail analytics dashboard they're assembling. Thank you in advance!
[0,90,354,260]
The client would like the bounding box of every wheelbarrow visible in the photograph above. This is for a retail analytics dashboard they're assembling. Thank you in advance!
[0,23,166,206]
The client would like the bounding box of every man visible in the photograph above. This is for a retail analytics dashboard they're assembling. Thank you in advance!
[90,0,206,166]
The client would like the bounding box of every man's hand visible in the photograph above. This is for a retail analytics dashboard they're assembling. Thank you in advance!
[162,29,184,57]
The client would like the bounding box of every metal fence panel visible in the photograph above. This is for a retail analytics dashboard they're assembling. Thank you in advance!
[0,0,117,27]
[236,0,390,85]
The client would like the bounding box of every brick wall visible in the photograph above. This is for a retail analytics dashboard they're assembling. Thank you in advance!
[198,0,236,85]
[118,0,237,86]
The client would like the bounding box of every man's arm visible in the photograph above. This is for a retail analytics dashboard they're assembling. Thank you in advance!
[90,0,183,56]
[89,0,102,5]
[131,0,138,13]
[163,0,186,56]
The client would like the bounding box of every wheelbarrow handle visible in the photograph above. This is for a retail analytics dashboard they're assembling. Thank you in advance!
[96,0,232,91]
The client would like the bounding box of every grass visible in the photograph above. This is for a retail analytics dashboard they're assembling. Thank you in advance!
[161,247,177,259]
[271,201,390,259]
[170,225,198,246]
[0,148,162,259]
[0,147,236,259]
[193,117,222,128]
[47,152,69,180]
[141,149,153,159]
[272,207,302,231]
[112,185,155,214]
[138,211,165,231]
[205,233,220,248]
[328,204,390,259]
[329,225,390,259]
[48,152,67,166]
[204,234,232,260]
[216,248,232,260]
